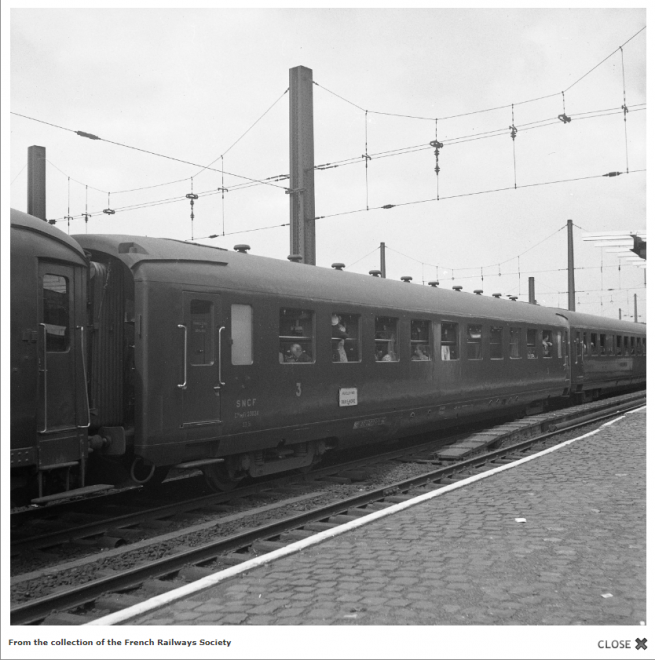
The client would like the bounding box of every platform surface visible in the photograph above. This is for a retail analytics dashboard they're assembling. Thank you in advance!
[131,408,646,626]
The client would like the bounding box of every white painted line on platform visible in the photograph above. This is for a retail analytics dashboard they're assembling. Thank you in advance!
[601,415,625,427]
[89,416,630,626]
[626,405,647,414]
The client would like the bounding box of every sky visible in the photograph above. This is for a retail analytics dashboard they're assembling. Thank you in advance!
[2,4,650,657]
[6,6,647,321]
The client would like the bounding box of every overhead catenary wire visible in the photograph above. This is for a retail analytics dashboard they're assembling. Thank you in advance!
[314,26,645,124]
[10,111,290,192]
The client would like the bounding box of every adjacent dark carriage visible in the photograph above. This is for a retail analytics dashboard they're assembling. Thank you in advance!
[75,233,575,490]
[10,209,90,501]
[562,309,646,401]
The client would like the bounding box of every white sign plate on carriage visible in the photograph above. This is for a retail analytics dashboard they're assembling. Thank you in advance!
[339,388,358,407]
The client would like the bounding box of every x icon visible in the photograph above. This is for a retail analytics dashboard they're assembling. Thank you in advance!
[635,639,647,651]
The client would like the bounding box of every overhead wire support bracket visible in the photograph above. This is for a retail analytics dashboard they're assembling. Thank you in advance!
[103,191,115,215]
[558,91,571,123]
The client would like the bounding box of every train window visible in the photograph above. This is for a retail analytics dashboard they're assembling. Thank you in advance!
[332,313,360,363]
[467,325,483,360]
[527,329,537,359]
[630,337,635,355]
[410,320,431,361]
[375,316,399,361]
[43,274,70,352]
[575,331,583,363]
[590,333,598,356]
[542,330,553,358]
[490,326,503,360]
[615,335,622,356]
[585,333,591,356]
[643,338,646,355]
[623,336,629,355]
[441,323,459,360]
[231,304,253,365]
[636,338,643,355]
[279,308,314,363]
[189,300,214,366]
[599,334,607,356]
[509,327,521,359]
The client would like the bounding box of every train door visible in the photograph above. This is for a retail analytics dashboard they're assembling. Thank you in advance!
[37,263,81,432]
[179,292,223,427]
[436,320,462,399]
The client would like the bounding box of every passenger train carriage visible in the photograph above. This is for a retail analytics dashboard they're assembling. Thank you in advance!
[9,208,646,503]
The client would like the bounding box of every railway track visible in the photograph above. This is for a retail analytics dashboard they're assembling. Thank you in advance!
[10,391,645,625]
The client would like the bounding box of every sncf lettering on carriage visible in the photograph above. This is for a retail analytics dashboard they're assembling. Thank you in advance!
[236,398,257,408]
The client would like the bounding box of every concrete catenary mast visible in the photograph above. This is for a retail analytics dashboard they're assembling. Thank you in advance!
[288,66,316,265]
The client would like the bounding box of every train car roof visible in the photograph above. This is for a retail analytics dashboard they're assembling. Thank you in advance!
[11,208,84,252]
[75,233,574,326]
[548,308,647,335]
[12,208,88,262]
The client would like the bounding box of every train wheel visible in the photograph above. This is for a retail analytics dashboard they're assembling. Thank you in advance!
[203,463,243,492]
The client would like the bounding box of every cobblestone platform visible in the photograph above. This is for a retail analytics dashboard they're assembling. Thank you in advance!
[129,409,646,626]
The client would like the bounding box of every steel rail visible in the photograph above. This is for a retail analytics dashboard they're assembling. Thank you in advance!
[10,395,644,625]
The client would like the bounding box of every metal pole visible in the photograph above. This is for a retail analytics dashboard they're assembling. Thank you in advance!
[289,66,316,265]
[528,277,536,304]
[27,145,46,220]
[380,242,386,278]
[567,219,576,311]
[634,294,638,323]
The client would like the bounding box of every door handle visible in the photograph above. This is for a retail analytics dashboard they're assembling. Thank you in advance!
[178,324,187,389]
[39,323,48,433]
[218,326,226,387]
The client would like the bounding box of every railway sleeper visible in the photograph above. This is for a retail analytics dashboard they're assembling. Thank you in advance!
[95,593,144,614]
[251,540,287,554]
[42,612,93,626]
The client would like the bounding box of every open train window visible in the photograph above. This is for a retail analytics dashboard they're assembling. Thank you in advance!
[43,274,70,352]
[590,332,598,356]
[636,338,643,355]
[575,331,583,363]
[623,336,629,355]
[542,330,553,358]
[490,326,503,360]
[615,335,622,356]
[410,319,431,361]
[643,338,646,355]
[509,327,521,359]
[630,337,635,355]
[279,308,314,363]
[599,334,607,355]
[467,325,483,360]
[585,333,591,356]
[231,304,253,365]
[331,313,360,363]
[375,316,398,362]
[527,329,537,359]
[441,322,459,360]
